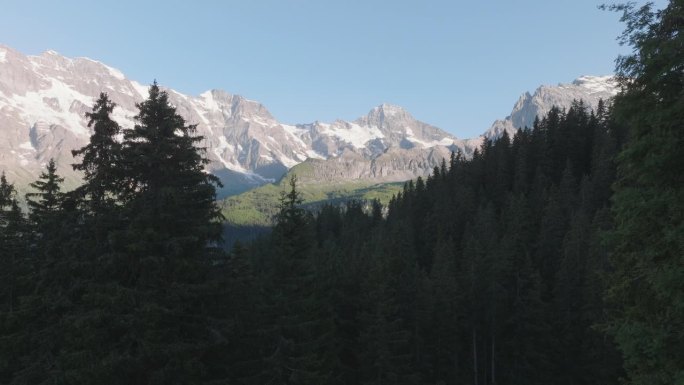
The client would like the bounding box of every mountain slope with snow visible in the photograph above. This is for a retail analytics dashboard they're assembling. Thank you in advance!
[0,44,619,198]
[484,75,618,138]
[0,45,467,197]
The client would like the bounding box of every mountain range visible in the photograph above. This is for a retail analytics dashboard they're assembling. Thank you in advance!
[0,44,619,198]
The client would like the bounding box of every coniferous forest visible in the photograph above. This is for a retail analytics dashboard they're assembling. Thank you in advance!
[0,2,682,384]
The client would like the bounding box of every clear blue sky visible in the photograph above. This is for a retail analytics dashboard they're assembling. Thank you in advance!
[0,0,667,138]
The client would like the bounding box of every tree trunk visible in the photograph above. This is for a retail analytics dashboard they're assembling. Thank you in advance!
[491,333,496,385]
[473,328,478,385]
[484,338,488,385]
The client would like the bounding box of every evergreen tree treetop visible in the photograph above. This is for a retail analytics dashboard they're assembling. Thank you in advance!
[0,173,17,215]
[72,92,122,209]
[119,81,223,261]
[25,158,64,227]
[122,81,218,194]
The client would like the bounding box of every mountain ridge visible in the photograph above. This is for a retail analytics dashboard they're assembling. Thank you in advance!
[0,44,618,198]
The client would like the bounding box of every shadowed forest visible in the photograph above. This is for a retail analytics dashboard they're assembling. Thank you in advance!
[0,2,682,384]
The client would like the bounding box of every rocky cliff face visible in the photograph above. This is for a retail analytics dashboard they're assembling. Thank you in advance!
[0,44,619,198]
[293,146,454,185]
[484,75,619,139]
[0,45,467,197]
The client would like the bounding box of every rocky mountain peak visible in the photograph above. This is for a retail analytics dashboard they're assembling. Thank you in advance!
[360,103,413,128]
[204,90,274,123]
[484,75,619,140]
[2,45,464,197]
[376,103,409,116]
[0,44,622,200]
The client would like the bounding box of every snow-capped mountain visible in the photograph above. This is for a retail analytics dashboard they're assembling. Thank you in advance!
[484,75,619,139]
[0,45,467,197]
[0,44,619,198]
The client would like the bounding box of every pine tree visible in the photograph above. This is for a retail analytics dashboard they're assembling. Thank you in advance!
[603,2,684,384]
[69,92,124,261]
[120,81,223,260]
[25,158,64,235]
[4,163,77,384]
[272,175,311,261]
[359,225,418,385]
[0,174,28,382]
[72,92,122,212]
[425,237,461,383]
[0,174,27,316]
[56,82,228,383]
[552,209,591,385]
[259,175,335,384]
[459,204,498,385]
[498,194,551,385]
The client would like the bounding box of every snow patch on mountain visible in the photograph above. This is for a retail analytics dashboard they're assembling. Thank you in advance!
[0,79,92,136]
[131,81,149,99]
[104,64,126,80]
[199,90,220,111]
[110,105,138,130]
[571,75,619,95]
[321,121,385,149]
[306,150,325,160]
[214,136,246,172]
[18,141,34,151]
[281,124,309,147]
[0,45,620,198]
[483,75,619,140]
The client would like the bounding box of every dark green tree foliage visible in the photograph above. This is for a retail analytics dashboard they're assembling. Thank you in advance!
[219,97,624,384]
[69,92,123,258]
[0,91,634,384]
[72,92,122,211]
[0,161,82,384]
[3,2,680,379]
[602,1,684,384]
[259,176,335,384]
[0,174,26,316]
[0,172,31,383]
[79,82,226,383]
[424,237,461,382]
[242,100,624,385]
[25,158,64,235]
[120,81,223,259]
[0,174,30,383]
[0,82,234,384]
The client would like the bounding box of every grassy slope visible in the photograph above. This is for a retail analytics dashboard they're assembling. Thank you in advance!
[220,176,404,226]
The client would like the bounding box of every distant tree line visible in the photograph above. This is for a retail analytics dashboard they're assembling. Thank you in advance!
[0,1,681,384]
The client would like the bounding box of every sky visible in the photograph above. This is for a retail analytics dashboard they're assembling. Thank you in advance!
[0,0,668,138]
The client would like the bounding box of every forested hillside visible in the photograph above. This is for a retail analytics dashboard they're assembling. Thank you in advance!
[226,98,624,384]
[0,1,681,384]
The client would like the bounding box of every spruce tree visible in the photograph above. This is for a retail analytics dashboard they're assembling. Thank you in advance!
[72,92,122,214]
[0,174,27,382]
[25,158,64,234]
[603,2,684,384]
[425,237,461,383]
[259,175,335,384]
[5,162,75,384]
[120,81,223,260]
[0,174,27,316]
[58,82,228,383]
